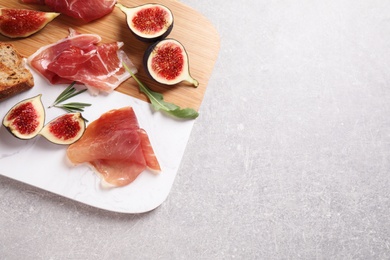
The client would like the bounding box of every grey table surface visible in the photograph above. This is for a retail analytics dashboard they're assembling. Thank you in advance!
[2,0,390,259]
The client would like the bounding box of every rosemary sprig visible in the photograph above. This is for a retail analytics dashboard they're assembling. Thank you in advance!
[54,102,92,112]
[49,82,91,112]
[122,63,199,120]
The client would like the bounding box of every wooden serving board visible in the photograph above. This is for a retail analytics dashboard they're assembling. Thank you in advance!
[0,0,220,213]
[0,0,220,111]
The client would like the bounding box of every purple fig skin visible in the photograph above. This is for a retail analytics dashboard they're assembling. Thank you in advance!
[0,8,59,38]
[133,21,173,43]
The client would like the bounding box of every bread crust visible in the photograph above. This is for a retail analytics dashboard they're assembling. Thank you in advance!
[0,43,34,101]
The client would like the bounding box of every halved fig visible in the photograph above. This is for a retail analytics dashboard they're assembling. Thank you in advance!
[2,94,45,140]
[0,8,59,38]
[143,38,199,87]
[116,3,173,42]
[40,113,86,145]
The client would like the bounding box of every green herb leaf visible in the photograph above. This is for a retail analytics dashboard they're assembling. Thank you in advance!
[123,63,199,119]
[50,82,91,113]
[54,103,91,112]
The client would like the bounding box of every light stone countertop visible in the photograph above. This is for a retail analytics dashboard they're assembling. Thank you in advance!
[1,0,390,259]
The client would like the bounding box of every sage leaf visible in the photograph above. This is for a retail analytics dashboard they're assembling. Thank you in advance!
[123,63,199,120]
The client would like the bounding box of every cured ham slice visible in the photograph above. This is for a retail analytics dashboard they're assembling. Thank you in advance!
[28,29,137,94]
[67,107,161,187]
[21,0,115,22]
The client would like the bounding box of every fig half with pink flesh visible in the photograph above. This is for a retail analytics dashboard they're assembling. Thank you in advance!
[2,94,45,140]
[40,113,86,145]
[0,8,59,38]
[116,3,173,42]
[143,38,199,87]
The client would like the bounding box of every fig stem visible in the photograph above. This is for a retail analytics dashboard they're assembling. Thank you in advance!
[187,77,199,88]
[115,3,131,13]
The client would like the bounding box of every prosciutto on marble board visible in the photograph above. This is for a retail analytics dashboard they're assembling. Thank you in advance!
[67,106,161,187]
[28,29,137,95]
[21,0,116,22]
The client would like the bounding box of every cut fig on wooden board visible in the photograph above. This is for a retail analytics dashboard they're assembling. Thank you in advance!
[0,8,59,38]
[2,94,45,140]
[143,38,199,87]
[116,3,174,42]
[40,113,86,145]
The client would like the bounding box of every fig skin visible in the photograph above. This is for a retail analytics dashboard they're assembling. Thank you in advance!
[116,3,174,43]
[143,38,199,87]
[39,113,86,145]
[2,94,45,140]
[0,8,59,38]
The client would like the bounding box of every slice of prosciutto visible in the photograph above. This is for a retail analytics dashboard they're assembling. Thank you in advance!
[21,0,115,23]
[67,106,161,187]
[28,29,136,95]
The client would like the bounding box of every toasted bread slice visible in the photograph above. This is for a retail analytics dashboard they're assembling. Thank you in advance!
[0,43,34,101]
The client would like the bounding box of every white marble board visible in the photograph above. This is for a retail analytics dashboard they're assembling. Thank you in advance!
[0,68,195,214]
